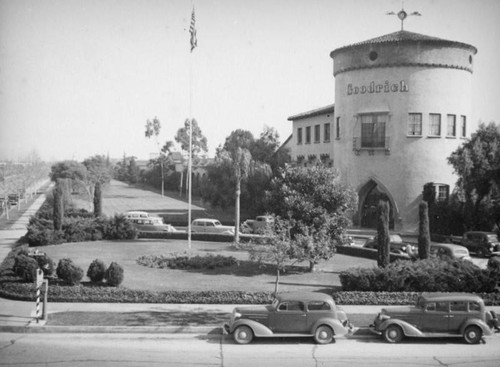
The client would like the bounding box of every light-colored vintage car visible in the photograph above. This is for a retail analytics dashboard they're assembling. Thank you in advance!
[224,292,352,344]
[371,293,498,344]
[430,243,472,261]
[190,218,235,235]
[124,211,176,232]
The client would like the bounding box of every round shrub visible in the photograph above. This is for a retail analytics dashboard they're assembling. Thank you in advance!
[87,259,107,283]
[56,258,84,285]
[13,255,38,282]
[34,253,55,276]
[105,262,124,287]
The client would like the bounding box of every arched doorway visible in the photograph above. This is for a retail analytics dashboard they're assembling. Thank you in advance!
[358,180,395,229]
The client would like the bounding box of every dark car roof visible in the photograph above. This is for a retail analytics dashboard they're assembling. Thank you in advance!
[277,292,333,303]
[420,292,483,303]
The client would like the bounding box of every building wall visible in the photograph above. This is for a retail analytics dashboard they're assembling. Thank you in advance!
[292,113,335,166]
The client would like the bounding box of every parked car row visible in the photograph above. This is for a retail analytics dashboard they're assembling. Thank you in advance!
[224,292,499,345]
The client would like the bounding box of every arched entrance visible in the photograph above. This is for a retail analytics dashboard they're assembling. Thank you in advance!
[358,180,395,229]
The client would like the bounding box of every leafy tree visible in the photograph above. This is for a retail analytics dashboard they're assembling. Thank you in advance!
[53,178,65,231]
[247,216,295,294]
[145,117,165,196]
[175,118,208,158]
[82,155,112,185]
[448,122,500,231]
[175,118,208,195]
[377,200,390,268]
[418,201,431,259]
[50,160,88,195]
[266,166,357,271]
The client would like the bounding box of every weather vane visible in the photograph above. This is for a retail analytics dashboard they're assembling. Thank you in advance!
[387,3,421,31]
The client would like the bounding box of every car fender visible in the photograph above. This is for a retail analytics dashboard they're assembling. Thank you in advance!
[378,319,425,337]
[310,318,349,336]
[229,319,274,337]
[460,319,493,336]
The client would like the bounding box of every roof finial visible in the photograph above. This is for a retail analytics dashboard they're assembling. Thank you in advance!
[386,3,421,31]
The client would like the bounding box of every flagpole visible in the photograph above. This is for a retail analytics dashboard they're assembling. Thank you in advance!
[188,6,197,252]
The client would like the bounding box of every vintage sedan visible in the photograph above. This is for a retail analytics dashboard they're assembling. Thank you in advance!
[430,243,472,262]
[224,292,352,344]
[372,293,498,344]
[191,218,235,235]
[363,234,417,258]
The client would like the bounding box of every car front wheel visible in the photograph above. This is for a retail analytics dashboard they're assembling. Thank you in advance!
[233,325,253,344]
[383,325,404,343]
[463,325,483,344]
[314,325,334,344]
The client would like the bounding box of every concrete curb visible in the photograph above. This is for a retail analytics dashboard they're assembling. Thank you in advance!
[0,323,375,338]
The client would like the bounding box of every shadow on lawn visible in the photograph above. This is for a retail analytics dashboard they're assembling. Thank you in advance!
[48,311,230,326]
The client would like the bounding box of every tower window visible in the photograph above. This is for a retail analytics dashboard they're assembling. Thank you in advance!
[336,117,341,139]
[447,115,456,137]
[407,113,422,136]
[360,113,386,148]
[460,115,466,137]
[429,113,441,136]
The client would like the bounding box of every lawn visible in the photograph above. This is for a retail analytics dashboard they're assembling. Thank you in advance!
[38,239,376,294]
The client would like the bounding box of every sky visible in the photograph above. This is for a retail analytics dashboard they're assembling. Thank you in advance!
[1,0,499,162]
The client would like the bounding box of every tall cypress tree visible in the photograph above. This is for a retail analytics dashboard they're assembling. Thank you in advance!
[377,200,390,268]
[418,201,431,259]
[93,181,102,217]
[53,178,64,231]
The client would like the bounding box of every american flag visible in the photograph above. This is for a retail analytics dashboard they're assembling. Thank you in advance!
[189,8,197,52]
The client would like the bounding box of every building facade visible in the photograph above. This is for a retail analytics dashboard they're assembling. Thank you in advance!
[288,30,477,231]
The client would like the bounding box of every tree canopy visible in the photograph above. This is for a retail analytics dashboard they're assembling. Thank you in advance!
[448,122,500,231]
[266,166,357,270]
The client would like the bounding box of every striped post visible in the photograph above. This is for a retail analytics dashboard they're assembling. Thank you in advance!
[35,286,41,323]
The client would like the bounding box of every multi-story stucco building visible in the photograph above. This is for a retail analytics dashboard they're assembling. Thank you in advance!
[288,29,477,231]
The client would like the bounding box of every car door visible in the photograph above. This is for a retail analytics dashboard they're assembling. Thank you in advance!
[448,301,470,334]
[269,301,308,333]
[421,301,450,333]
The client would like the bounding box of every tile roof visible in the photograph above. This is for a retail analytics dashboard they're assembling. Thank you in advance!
[330,30,477,57]
[287,104,335,121]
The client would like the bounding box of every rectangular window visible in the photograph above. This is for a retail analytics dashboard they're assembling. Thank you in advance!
[314,124,320,143]
[447,114,456,137]
[297,127,302,144]
[460,115,466,137]
[305,126,311,144]
[336,117,340,139]
[437,185,449,202]
[429,113,441,136]
[360,113,386,148]
[408,113,422,136]
[324,123,330,142]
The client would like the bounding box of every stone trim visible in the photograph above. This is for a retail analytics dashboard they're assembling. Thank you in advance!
[334,62,473,77]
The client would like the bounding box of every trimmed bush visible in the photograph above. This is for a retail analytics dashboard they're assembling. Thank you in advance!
[87,259,107,283]
[136,254,238,270]
[105,262,124,287]
[102,215,137,240]
[340,257,496,293]
[13,255,38,282]
[34,253,55,276]
[56,258,84,285]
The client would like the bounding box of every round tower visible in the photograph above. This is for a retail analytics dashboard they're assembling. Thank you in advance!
[330,30,477,230]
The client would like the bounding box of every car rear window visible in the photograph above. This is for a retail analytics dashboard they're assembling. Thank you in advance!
[307,301,331,311]
[450,302,467,312]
